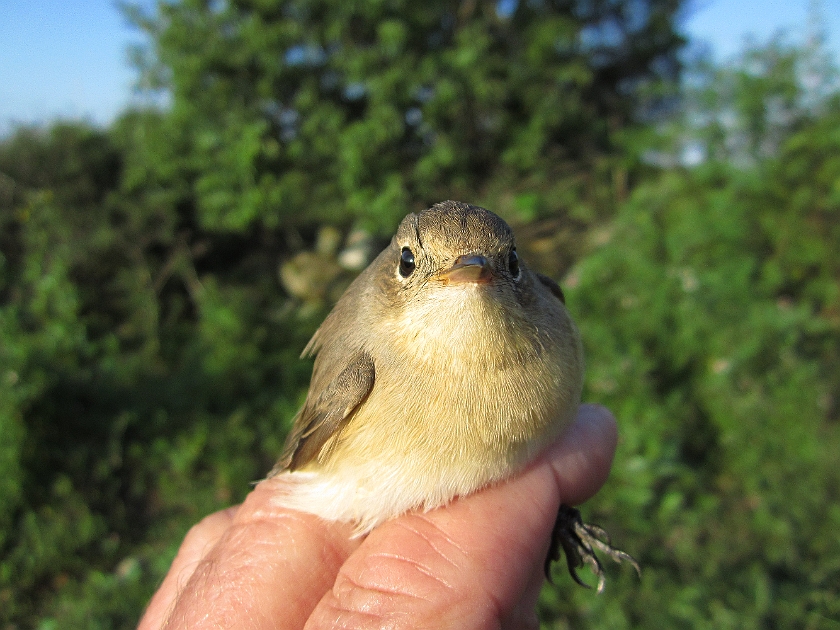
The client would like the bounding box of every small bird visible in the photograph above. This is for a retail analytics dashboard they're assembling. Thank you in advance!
[269,200,636,589]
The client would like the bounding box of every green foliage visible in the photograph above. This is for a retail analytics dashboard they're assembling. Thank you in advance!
[537,59,840,628]
[6,3,839,629]
[125,0,683,232]
[0,122,314,626]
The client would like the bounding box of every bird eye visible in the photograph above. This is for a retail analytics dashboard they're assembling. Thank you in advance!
[508,249,520,278]
[399,247,416,277]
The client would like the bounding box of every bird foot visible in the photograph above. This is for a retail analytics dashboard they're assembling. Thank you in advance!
[544,503,641,593]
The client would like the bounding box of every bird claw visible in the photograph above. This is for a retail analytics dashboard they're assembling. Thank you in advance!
[544,503,641,593]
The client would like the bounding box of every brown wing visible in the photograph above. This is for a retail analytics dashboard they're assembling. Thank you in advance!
[269,350,375,474]
[535,272,565,304]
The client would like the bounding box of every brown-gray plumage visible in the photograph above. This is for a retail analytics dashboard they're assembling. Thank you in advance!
[276,350,375,471]
[270,201,581,487]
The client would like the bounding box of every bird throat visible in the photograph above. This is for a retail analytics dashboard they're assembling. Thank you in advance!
[389,283,537,370]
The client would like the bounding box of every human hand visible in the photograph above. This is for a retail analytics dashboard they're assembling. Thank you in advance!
[138,403,618,630]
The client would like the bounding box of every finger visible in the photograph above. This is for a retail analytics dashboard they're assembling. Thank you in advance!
[138,506,238,630]
[304,403,618,629]
[545,403,618,505]
[158,480,362,630]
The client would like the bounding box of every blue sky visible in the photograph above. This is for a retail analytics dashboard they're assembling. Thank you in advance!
[1,0,839,135]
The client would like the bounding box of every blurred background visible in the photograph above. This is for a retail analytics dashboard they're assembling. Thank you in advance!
[1,0,839,627]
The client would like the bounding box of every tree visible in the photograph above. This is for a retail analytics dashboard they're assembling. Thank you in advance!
[545,42,840,628]
[1,0,690,626]
[125,0,684,233]
[0,120,311,628]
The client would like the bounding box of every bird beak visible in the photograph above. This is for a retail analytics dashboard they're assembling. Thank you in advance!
[436,254,493,284]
